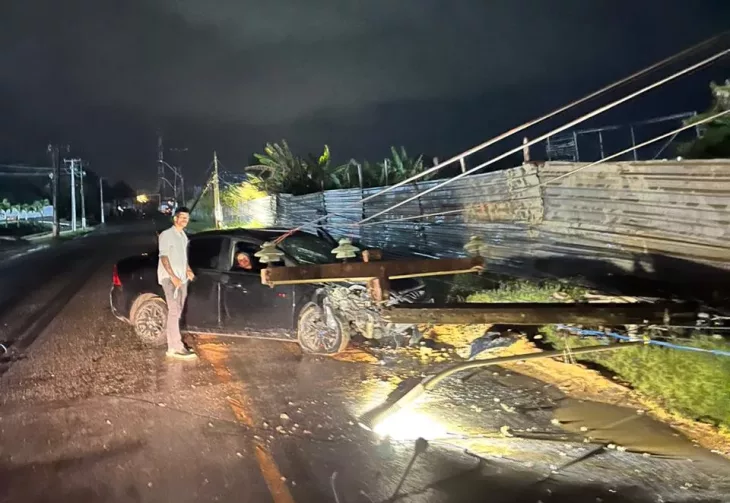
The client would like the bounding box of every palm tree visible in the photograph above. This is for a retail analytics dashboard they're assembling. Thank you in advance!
[0,198,10,227]
[249,140,313,195]
[20,203,33,223]
[10,203,22,227]
[250,141,349,195]
[378,146,427,185]
[30,199,49,224]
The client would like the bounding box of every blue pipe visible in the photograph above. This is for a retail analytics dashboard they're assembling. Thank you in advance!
[555,325,730,358]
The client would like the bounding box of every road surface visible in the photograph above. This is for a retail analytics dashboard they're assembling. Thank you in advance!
[0,222,728,503]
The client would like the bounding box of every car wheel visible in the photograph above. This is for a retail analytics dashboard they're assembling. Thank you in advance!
[297,302,349,355]
[130,294,167,346]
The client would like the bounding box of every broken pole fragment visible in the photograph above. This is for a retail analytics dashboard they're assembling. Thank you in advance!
[261,257,484,286]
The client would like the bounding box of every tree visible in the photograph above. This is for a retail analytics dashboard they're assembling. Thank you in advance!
[248,140,309,195]
[677,80,730,159]
[339,147,431,189]
[10,202,22,227]
[249,141,348,195]
[220,181,267,209]
[377,146,428,185]
[0,198,9,227]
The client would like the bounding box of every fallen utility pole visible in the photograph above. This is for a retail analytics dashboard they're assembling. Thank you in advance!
[359,340,645,432]
[383,302,698,326]
[261,257,484,286]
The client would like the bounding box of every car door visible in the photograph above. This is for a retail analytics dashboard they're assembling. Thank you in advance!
[182,236,227,330]
[221,240,296,335]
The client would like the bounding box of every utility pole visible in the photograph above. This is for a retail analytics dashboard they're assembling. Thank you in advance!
[99,178,105,224]
[179,167,185,204]
[79,163,86,229]
[65,159,77,232]
[157,132,165,200]
[212,151,223,229]
[48,144,60,237]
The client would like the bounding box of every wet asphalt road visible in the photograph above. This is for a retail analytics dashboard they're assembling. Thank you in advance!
[0,222,728,503]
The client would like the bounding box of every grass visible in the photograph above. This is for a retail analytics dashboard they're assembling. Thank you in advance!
[464,278,730,429]
[465,278,589,303]
[185,218,267,234]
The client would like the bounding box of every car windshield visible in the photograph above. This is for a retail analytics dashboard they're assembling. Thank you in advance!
[278,233,349,265]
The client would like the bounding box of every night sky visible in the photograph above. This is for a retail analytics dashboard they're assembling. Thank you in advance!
[0,0,728,189]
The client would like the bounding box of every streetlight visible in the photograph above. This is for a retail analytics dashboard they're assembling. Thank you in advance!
[158,159,185,203]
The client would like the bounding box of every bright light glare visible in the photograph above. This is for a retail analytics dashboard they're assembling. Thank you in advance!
[372,410,448,441]
[136,194,149,203]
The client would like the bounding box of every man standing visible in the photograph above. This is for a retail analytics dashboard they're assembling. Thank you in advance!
[158,207,197,359]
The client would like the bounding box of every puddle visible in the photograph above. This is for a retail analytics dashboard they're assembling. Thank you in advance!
[553,399,728,463]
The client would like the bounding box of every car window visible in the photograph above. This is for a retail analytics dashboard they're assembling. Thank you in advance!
[230,241,263,272]
[277,233,352,265]
[188,237,223,270]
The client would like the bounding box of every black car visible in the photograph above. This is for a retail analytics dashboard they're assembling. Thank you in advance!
[110,228,428,354]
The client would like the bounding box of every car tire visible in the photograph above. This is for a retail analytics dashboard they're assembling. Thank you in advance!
[130,294,167,346]
[297,302,349,355]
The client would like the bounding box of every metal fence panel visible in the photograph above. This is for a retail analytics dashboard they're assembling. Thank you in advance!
[276,193,325,229]
[208,159,730,293]
[323,189,362,241]
[361,183,427,253]
[537,160,730,271]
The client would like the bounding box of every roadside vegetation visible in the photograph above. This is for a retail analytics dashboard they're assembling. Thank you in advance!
[678,80,730,158]
[247,142,434,195]
[460,276,730,431]
[0,198,52,236]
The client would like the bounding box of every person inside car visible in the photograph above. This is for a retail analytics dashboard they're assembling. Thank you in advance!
[235,251,253,270]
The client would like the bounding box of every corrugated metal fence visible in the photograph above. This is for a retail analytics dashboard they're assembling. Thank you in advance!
[214,160,730,292]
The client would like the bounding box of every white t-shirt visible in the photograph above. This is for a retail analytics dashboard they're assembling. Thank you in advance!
[157,227,189,285]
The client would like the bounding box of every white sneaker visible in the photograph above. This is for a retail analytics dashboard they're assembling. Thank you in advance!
[166,349,198,360]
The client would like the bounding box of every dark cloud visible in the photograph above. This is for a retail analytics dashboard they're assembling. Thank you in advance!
[0,0,728,188]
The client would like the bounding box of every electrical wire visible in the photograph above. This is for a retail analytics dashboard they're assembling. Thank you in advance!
[272,33,728,242]
[359,47,730,225]
[344,108,730,227]
[355,32,727,202]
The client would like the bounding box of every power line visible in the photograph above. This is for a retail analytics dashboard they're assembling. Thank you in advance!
[354,109,730,227]
[359,46,730,225]
[273,32,729,242]
[356,31,728,203]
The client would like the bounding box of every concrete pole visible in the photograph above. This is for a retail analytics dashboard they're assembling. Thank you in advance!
[180,171,185,205]
[69,160,77,232]
[213,151,223,229]
[79,166,87,229]
[49,145,60,237]
[99,178,105,224]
